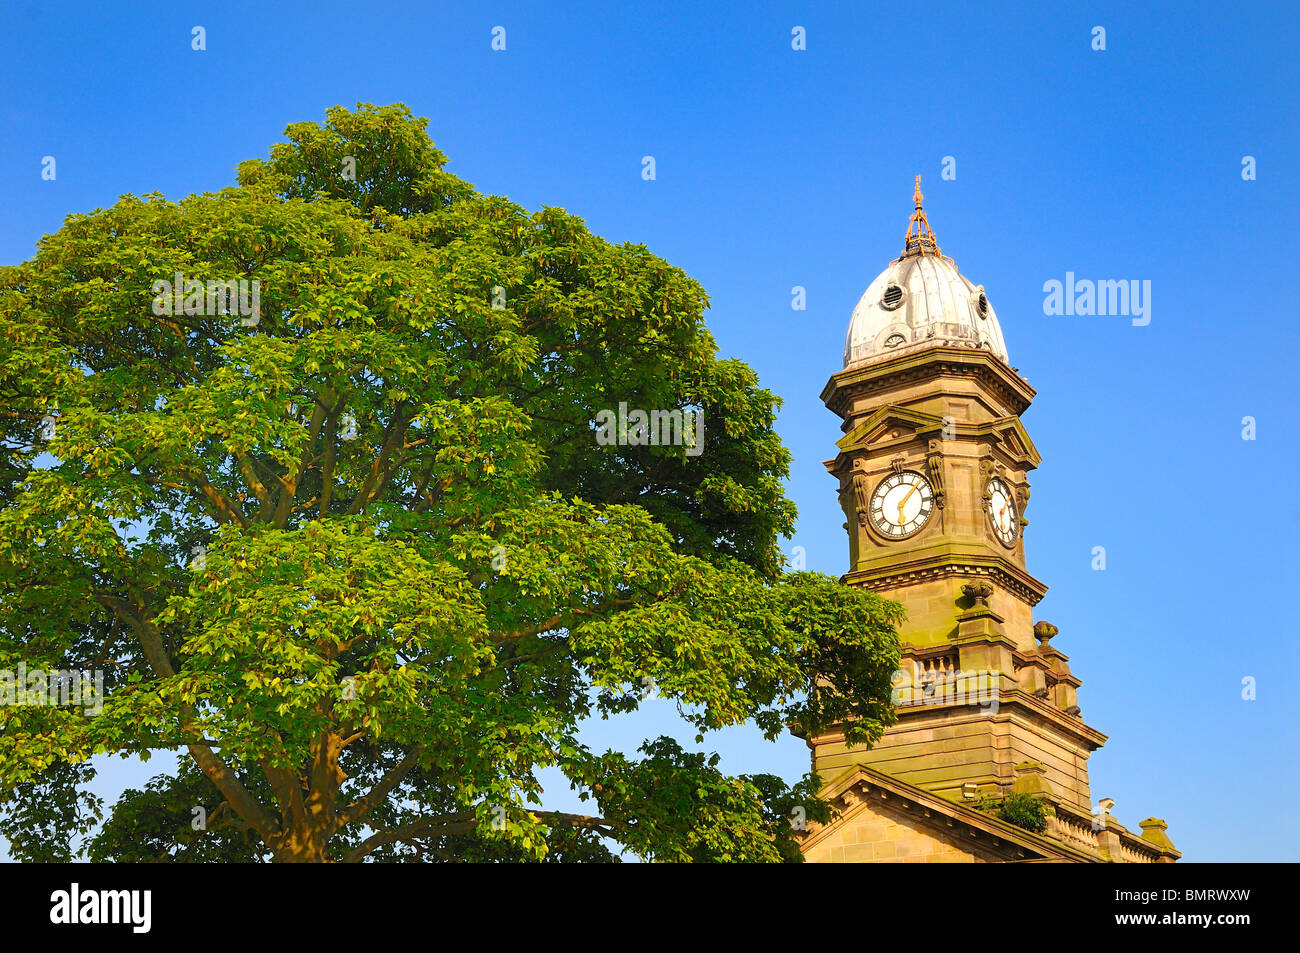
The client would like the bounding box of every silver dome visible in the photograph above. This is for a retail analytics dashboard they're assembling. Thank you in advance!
[843,179,1009,370]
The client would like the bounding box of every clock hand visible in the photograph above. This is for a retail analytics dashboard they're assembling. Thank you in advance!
[897,483,920,522]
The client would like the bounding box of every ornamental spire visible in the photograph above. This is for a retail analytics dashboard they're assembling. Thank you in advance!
[902,175,944,258]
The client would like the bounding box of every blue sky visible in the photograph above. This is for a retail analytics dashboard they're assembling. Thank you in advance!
[2,1,1297,862]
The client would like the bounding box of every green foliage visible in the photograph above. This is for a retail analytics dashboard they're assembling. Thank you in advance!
[0,103,902,862]
[989,793,1048,834]
[88,763,271,862]
[0,761,102,862]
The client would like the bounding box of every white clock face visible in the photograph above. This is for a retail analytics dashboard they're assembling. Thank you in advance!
[870,471,934,538]
[987,478,1017,545]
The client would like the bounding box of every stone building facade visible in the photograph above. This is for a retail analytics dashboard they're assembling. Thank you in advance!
[798,180,1179,863]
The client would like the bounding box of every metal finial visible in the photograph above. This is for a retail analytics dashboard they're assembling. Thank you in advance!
[903,175,944,259]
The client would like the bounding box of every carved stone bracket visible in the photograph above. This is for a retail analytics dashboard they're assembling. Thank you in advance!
[962,581,994,607]
[979,457,997,500]
[926,439,946,509]
[837,478,855,524]
[851,465,870,526]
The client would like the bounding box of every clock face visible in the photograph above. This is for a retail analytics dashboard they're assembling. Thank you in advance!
[870,470,934,538]
[987,478,1017,545]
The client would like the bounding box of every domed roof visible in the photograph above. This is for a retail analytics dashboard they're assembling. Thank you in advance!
[844,178,1009,370]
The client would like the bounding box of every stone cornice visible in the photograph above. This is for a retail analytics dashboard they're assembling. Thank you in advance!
[810,689,1109,752]
[823,346,1037,419]
[824,410,1042,476]
[843,552,1049,607]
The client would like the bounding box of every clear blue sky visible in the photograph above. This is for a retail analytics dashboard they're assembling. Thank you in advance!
[2,1,1296,862]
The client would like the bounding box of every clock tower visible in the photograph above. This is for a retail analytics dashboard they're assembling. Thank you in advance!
[812,178,1104,811]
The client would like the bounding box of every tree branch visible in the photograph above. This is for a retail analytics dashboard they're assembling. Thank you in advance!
[341,811,477,863]
[337,750,418,829]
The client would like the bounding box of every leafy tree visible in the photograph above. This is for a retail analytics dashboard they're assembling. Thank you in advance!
[0,103,901,862]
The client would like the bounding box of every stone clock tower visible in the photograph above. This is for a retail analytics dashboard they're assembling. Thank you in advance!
[799,180,1179,862]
